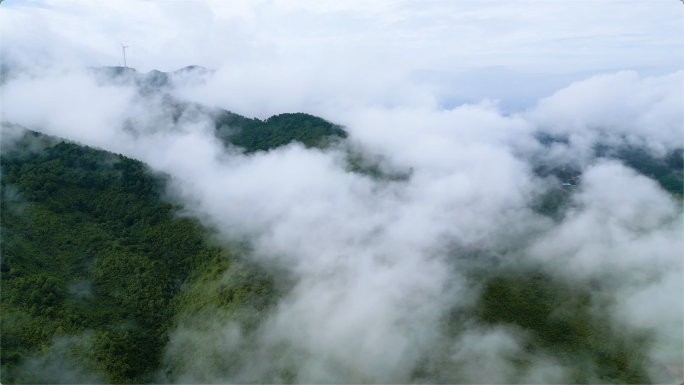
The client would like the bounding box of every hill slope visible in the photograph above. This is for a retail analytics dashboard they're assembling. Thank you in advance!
[215,111,348,153]
[0,127,278,383]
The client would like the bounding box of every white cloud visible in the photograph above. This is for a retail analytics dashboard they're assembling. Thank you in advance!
[526,71,684,149]
[2,0,682,111]
[1,1,682,382]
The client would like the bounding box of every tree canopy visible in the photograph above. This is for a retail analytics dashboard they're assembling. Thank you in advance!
[215,111,348,153]
[1,128,277,383]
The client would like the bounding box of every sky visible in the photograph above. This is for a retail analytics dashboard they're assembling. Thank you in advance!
[1,1,683,383]
[1,0,682,112]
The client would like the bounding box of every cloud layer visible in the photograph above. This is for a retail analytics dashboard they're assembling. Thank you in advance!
[2,0,682,111]
[1,1,682,383]
[2,65,682,382]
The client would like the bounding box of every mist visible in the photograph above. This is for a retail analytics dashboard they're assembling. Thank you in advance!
[1,0,682,383]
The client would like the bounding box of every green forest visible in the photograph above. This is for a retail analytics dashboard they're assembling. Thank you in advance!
[214,111,348,153]
[158,91,348,153]
[0,129,278,383]
[534,132,683,196]
[406,266,652,384]
[531,135,683,221]
[0,123,680,383]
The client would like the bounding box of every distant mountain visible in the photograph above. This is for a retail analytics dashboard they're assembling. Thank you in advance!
[85,66,349,154]
[528,132,683,221]
[171,65,213,77]
[87,65,213,94]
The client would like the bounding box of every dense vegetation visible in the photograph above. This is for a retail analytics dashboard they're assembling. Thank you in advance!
[0,122,674,384]
[215,111,348,153]
[614,147,683,196]
[404,253,653,385]
[88,68,348,155]
[147,90,349,154]
[476,271,651,383]
[534,132,683,197]
[531,133,683,220]
[0,128,277,383]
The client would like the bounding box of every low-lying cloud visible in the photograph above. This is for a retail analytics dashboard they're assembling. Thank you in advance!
[2,4,683,381]
[1,62,682,383]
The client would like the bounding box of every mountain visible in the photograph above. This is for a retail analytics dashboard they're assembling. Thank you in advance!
[214,111,348,153]
[529,133,683,221]
[1,121,667,384]
[86,67,349,154]
[0,125,279,383]
[1,68,680,384]
[533,132,683,197]
[87,65,212,95]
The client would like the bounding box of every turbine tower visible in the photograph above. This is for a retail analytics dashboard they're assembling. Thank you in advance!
[120,43,130,68]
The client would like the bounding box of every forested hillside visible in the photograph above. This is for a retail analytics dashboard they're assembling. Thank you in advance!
[215,111,348,153]
[1,120,679,384]
[614,147,683,195]
[0,127,657,384]
[530,133,683,221]
[87,67,348,155]
[0,128,278,383]
[534,132,683,196]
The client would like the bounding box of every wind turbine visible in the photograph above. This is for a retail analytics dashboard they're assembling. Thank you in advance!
[120,43,130,68]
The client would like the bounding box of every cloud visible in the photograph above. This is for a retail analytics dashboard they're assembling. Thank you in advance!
[8,334,104,384]
[526,71,684,151]
[528,160,682,280]
[3,66,681,382]
[1,1,682,382]
[2,1,682,111]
